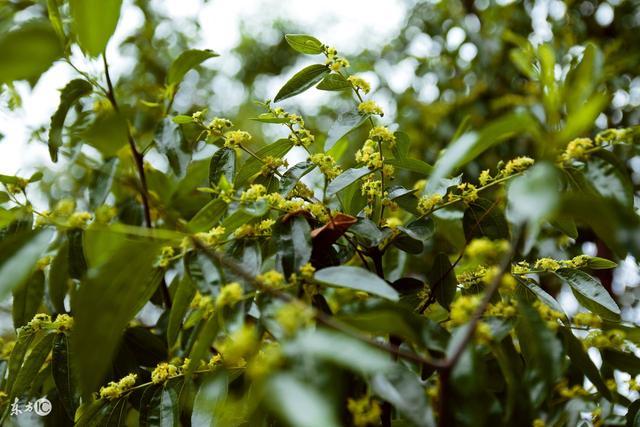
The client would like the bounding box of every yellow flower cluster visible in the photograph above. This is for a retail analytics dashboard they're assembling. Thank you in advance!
[383,217,403,229]
[28,313,51,331]
[456,266,487,288]
[207,117,233,134]
[595,127,633,145]
[53,314,73,332]
[534,301,564,330]
[501,156,535,176]
[556,379,590,399]
[54,199,75,216]
[99,373,138,400]
[560,138,593,163]
[247,343,282,380]
[452,183,479,203]
[482,266,517,291]
[361,179,383,199]
[196,226,226,246]
[475,321,493,345]
[36,256,52,271]
[347,75,371,94]
[486,299,517,318]
[300,263,315,280]
[223,130,251,148]
[260,156,288,176]
[450,295,481,325]
[573,312,602,328]
[218,325,258,367]
[257,270,286,289]
[310,153,342,180]
[583,329,626,349]
[533,419,546,427]
[534,258,562,271]
[347,395,382,427]
[368,126,395,146]
[276,300,314,335]
[323,45,350,71]
[358,100,384,116]
[628,377,640,392]
[240,184,267,202]
[417,193,443,215]
[478,169,492,186]
[95,205,117,224]
[216,282,244,307]
[190,292,215,318]
[465,238,509,260]
[151,363,178,384]
[68,211,92,229]
[355,139,383,169]
[233,219,274,239]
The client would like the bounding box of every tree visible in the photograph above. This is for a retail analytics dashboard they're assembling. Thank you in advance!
[1,1,640,426]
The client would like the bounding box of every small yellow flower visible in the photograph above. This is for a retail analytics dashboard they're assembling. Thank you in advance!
[502,156,535,176]
[216,283,244,307]
[28,313,51,331]
[99,373,137,400]
[95,205,117,224]
[310,153,342,180]
[450,295,481,325]
[68,212,92,228]
[218,325,258,366]
[368,126,395,145]
[561,138,593,163]
[275,301,314,335]
[208,117,233,133]
[54,199,75,217]
[300,263,315,280]
[223,130,251,148]
[357,100,384,116]
[383,217,403,229]
[151,363,178,384]
[534,258,561,271]
[52,314,73,332]
[347,395,382,427]
[240,184,267,202]
[478,169,492,186]
[258,270,286,289]
[573,312,602,328]
[347,75,371,94]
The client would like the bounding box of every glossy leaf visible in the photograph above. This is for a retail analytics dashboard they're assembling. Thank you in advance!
[316,73,351,91]
[554,268,620,321]
[279,161,315,196]
[209,148,236,187]
[285,34,324,54]
[167,274,196,347]
[273,215,312,278]
[235,139,293,186]
[52,333,78,418]
[429,253,456,309]
[0,229,53,299]
[314,266,399,301]
[463,198,509,241]
[192,372,228,426]
[11,332,55,398]
[274,64,329,102]
[326,166,373,195]
[325,110,368,150]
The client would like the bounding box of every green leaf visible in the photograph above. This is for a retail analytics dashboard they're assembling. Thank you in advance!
[316,73,351,91]
[601,349,640,376]
[284,34,324,55]
[554,268,620,321]
[82,110,129,157]
[584,256,617,269]
[556,92,609,144]
[272,216,312,278]
[0,21,63,84]
[463,198,510,241]
[429,253,456,309]
[186,315,219,376]
[560,327,611,400]
[427,110,538,192]
[515,298,564,408]
[0,229,53,299]
[286,328,394,373]
[70,0,123,56]
[279,161,315,196]
[167,49,218,86]
[326,166,374,195]
[274,64,329,102]
[172,115,194,124]
[582,151,634,207]
[10,332,55,398]
[12,270,44,329]
[209,148,236,188]
[6,328,36,393]
[90,157,119,209]
[565,43,604,114]
[325,110,368,151]
[167,274,196,348]
[266,373,340,427]
[187,199,227,233]
[235,139,293,186]
[52,333,79,418]
[517,277,565,316]
[141,385,179,426]
[154,117,191,177]
[314,266,399,301]
[371,366,436,427]
[67,228,87,280]
[250,113,290,123]
[192,372,228,426]
[385,158,433,176]
[47,0,66,43]
[48,79,93,162]
[507,162,561,225]
[71,234,162,395]
[49,241,70,313]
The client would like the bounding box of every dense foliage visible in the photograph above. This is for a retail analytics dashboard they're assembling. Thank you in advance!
[1,1,640,426]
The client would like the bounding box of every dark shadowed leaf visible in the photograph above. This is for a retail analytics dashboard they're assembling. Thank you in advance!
[12,270,44,329]
[429,253,456,309]
[52,333,79,418]
[463,198,509,241]
[10,332,55,398]
[167,274,196,348]
[273,215,312,278]
[48,79,92,162]
[560,327,611,400]
[209,148,236,187]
